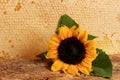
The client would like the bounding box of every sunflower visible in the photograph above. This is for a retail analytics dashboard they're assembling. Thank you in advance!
[46,26,97,76]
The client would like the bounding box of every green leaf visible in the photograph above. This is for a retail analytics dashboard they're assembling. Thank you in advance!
[56,14,79,34]
[36,51,47,60]
[88,34,97,40]
[91,48,113,78]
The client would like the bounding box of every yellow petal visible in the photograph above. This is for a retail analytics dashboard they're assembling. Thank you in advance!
[80,58,92,68]
[48,40,59,47]
[67,65,80,76]
[51,35,60,43]
[78,30,88,42]
[59,26,72,40]
[86,66,93,72]
[77,64,90,75]
[70,26,76,33]
[85,50,97,59]
[82,31,88,41]
[85,40,96,50]
[46,50,58,59]
[51,60,63,71]
[47,41,59,50]
[73,27,81,37]
[61,63,68,74]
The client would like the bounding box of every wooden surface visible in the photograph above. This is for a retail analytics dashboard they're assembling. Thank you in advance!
[0,54,120,80]
[0,0,120,59]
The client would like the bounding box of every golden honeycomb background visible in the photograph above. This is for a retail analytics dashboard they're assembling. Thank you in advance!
[0,0,120,59]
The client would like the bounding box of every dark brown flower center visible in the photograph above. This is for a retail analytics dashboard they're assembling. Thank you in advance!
[58,37,86,65]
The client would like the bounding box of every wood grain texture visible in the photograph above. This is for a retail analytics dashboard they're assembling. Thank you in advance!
[0,54,120,80]
[0,0,120,59]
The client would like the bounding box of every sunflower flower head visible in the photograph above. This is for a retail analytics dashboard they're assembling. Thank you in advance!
[46,25,97,76]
